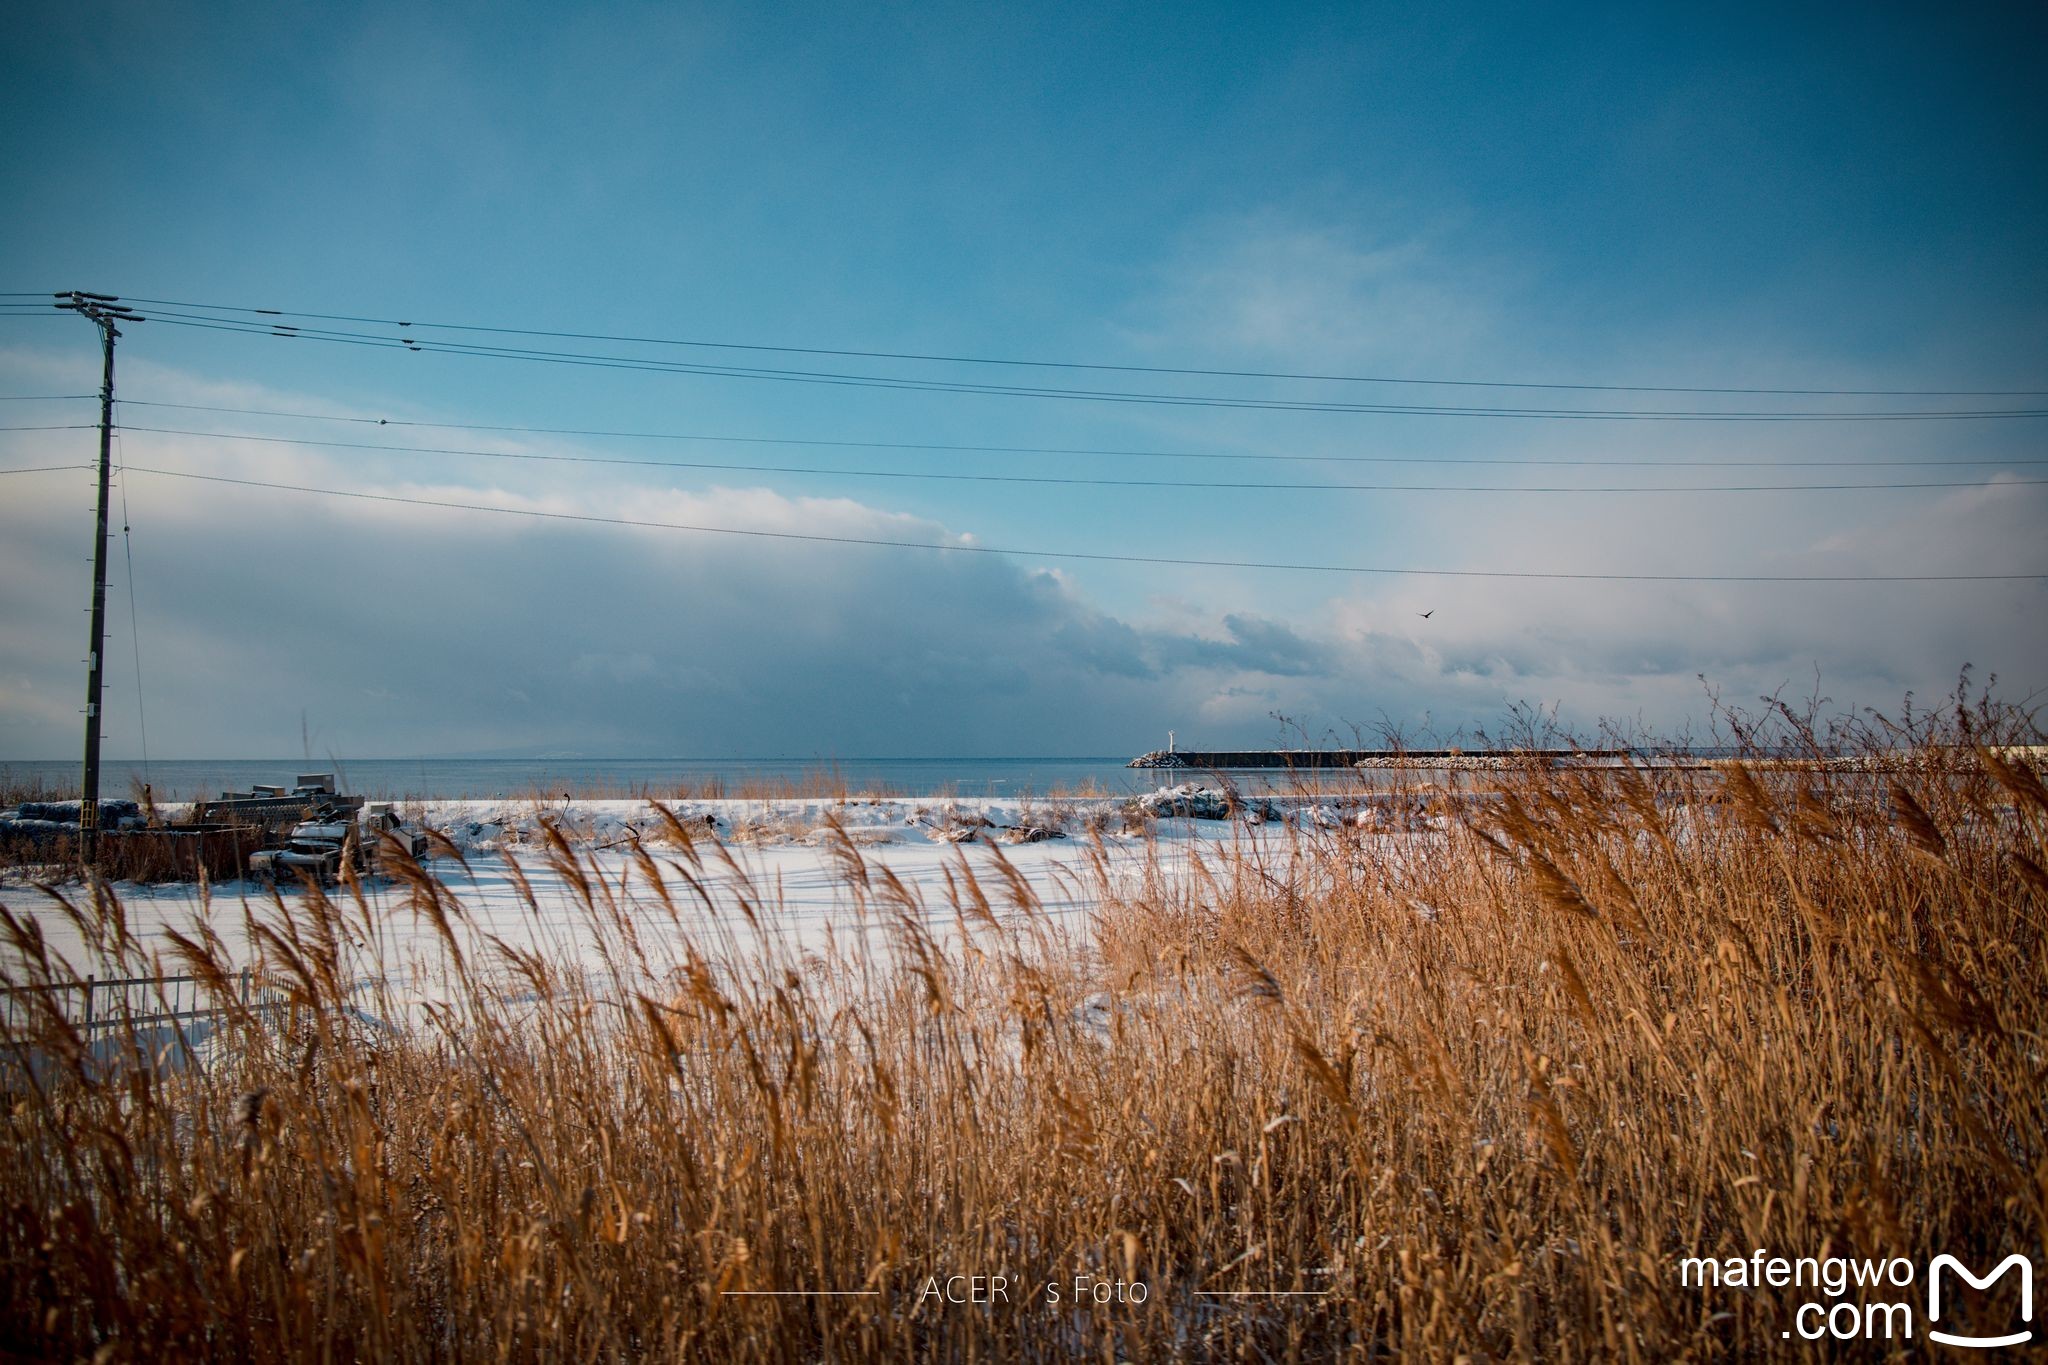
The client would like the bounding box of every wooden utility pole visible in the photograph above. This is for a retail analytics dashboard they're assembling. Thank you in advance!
[55,291,144,868]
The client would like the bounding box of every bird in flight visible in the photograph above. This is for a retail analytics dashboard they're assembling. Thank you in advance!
[1418,610,1434,619]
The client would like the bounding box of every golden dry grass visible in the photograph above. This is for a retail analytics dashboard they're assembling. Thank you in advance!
[1,703,2043,1361]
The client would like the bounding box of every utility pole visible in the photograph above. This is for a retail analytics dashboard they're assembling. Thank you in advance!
[54,291,144,868]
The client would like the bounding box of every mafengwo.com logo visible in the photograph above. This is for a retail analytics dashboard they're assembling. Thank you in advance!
[1928,1255,2034,1349]
[1679,1249,2033,1347]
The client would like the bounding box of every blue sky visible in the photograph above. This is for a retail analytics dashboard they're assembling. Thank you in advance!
[1,0,2043,759]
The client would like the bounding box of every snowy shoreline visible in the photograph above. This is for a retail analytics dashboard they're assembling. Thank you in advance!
[108,783,1453,857]
[1,786,1457,985]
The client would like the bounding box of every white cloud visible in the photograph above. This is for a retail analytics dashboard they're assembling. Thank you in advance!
[3,313,2040,761]
[1311,479,2048,735]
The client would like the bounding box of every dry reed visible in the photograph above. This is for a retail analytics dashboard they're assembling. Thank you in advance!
[1,698,2042,1360]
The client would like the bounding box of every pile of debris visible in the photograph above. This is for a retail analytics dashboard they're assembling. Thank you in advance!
[249,802,427,882]
[905,804,1071,845]
[0,799,143,841]
[2,774,430,884]
[1138,784,1234,819]
[0,798,259,882]
[197,774,365,833]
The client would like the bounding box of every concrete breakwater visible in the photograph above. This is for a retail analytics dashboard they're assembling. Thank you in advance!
[1128,746,2044,773]
[1127,749,1632,770]
[1351,752,1647,771]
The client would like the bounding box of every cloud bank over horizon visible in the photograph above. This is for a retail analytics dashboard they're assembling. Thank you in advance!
[2,396,2039,761]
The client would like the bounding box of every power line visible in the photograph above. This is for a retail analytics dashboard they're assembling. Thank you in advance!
[0,424,98,432]
[107,292,2048,398]
[119,465,2048,583]
[112,399,2048,469]
[0,464,91,476]
[113,428,151,787]
[113,424,2048,495]
[131,309,2048,422]
[0,395,97,402]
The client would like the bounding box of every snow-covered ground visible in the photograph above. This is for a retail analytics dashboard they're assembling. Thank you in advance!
[5,792,1354,990]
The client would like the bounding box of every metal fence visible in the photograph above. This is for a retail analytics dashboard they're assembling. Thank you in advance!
[2,965,609,1077]
[0,969,278,1076]
[0,968,257,1034]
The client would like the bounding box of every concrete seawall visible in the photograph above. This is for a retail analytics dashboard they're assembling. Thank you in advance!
[1127,749,1632,770]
